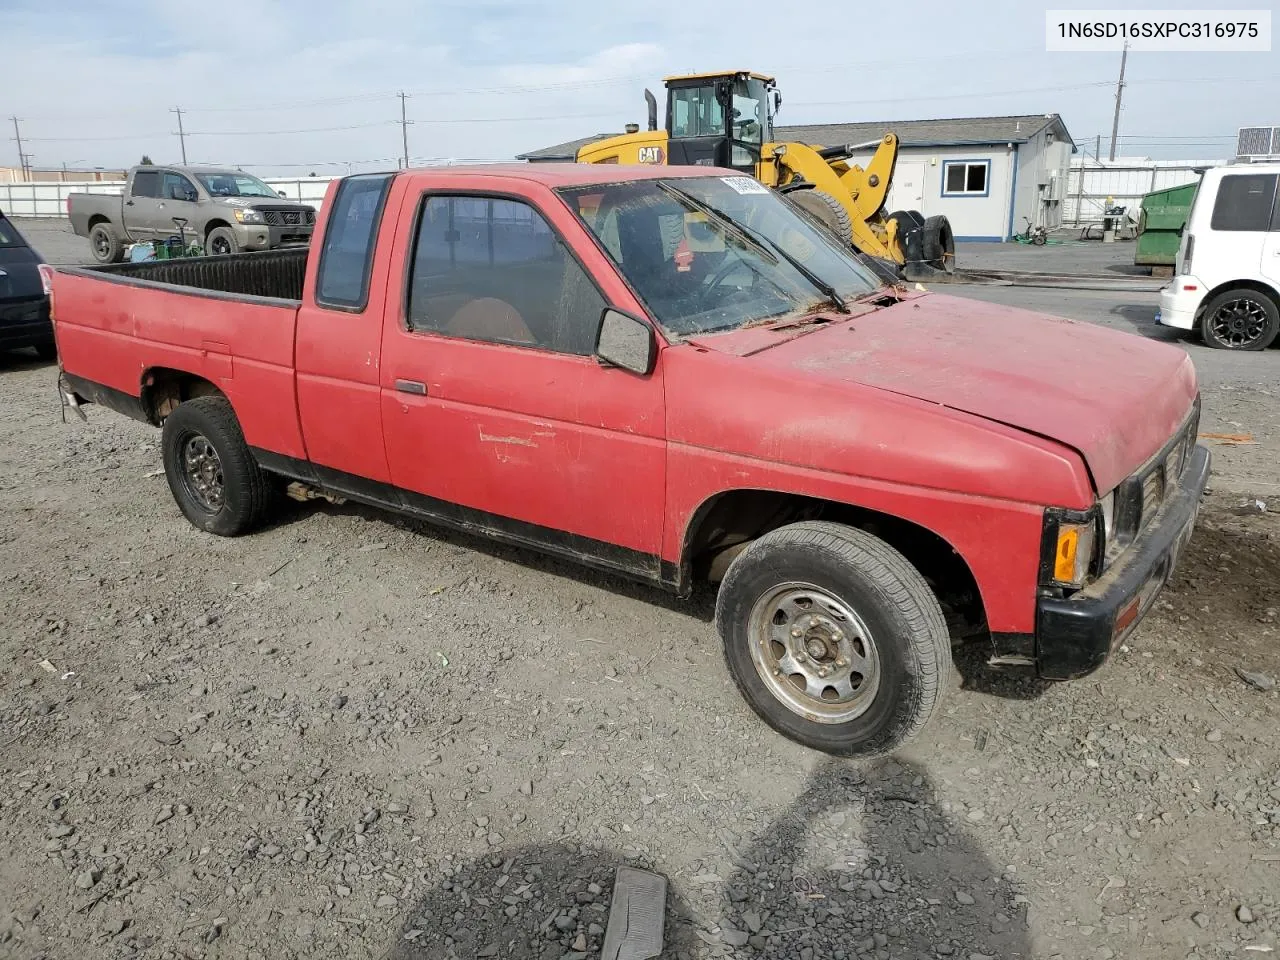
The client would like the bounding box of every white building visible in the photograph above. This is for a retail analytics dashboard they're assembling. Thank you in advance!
[519,113,1076,242]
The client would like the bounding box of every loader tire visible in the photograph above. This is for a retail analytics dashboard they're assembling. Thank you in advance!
[786,189,854,247]
[921,215,956,273]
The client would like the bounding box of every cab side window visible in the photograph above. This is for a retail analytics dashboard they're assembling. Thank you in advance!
[406,194,606,356]
[131,171,161,198]
[161,172,198,202]
[1210,174,1277,232]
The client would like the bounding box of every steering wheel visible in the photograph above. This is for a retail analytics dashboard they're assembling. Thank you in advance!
[705,254,754,293]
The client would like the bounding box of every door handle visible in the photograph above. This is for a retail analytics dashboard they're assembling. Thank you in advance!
[125,200,134,206]
[395,379,427,395]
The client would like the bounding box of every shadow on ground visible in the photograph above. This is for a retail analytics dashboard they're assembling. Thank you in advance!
[385,759,1034,959]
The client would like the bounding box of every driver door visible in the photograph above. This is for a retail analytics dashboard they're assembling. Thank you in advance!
[378,181,669,576]
[158,170,201,241]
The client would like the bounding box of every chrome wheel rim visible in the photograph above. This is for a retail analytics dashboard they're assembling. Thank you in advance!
[1210,298,1268,347]
[181,434,224,511]
[748,582,881,724]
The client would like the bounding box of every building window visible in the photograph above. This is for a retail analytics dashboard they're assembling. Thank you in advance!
[941,160,990,197]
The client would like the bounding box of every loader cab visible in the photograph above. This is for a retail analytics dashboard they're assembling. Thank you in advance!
[664,71,778,173]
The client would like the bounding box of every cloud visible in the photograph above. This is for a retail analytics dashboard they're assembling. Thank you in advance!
[2,0,1266,172]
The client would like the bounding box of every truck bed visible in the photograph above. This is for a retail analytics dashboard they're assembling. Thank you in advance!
[53,247,310,462]
[90,247,307,302]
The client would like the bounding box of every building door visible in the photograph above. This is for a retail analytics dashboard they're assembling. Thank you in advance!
[888,161,926,214]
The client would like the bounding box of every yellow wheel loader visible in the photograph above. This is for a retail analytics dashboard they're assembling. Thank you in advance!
[576,71,955,281]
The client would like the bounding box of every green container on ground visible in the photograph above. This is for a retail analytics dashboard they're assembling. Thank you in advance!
[1135,180,1198,273]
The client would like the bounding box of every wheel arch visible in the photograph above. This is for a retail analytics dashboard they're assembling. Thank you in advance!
[140,367,227,425]
[87,214,112,230]
[203,218,233,240]
[678,487,988,640]
[1197,278,1280,325]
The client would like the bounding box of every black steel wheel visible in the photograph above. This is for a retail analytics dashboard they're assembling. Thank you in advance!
[206,226,238,257]
[1200,289,1280,351]
[89,222,124,264]
[161,396,275,535]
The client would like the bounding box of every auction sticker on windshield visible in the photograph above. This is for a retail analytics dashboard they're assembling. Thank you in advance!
[721,176,769,195]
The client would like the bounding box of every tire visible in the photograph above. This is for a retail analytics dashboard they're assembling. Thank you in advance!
[32,342,57,362]
[88,222,124,264]
[785,189,854,246]
[921,215,956,273]
[715,521,951,757]
[206,226,239,257]
[886,210,926,272]
[161,396,275,536]
[1200,288,1280,351]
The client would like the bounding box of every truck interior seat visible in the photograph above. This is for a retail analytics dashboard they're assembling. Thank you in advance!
[445,297,534,345]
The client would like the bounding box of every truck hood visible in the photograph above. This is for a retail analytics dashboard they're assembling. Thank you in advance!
[688,293,1197,493]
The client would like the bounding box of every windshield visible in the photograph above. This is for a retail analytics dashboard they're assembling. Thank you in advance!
[0,217,24,247]
[559,176,882,338]
[196,173,280,199]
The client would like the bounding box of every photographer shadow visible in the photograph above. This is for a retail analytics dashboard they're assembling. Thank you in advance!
[385,758,1034,959]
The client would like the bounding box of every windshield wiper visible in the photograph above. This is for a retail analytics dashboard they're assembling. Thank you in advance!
[655,181,850,314]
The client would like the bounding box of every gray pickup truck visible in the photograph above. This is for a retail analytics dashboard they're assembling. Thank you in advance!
[68,165,316,263]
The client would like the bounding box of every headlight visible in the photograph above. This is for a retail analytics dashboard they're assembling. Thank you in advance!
[233,208,263,224]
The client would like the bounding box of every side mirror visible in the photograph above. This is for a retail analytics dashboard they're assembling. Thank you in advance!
[278,190,287,198]
[595,308,656,375]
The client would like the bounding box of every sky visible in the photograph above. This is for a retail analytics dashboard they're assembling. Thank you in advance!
[2,0,1277,176]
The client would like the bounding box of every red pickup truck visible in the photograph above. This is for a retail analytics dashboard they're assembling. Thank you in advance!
[46,164,1209,756]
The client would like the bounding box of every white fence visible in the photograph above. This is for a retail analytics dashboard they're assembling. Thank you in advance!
[1063,158,1214,224]
[0,177,337,218]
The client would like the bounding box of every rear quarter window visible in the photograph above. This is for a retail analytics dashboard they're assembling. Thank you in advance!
[315,173,394,310]
[0,217,25,247]
[1210,173,1277,232]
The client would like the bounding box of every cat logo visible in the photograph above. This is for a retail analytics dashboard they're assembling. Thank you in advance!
[637,146,665,165]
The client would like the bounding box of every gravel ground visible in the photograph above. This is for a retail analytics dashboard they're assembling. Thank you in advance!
[1,221,1278,960]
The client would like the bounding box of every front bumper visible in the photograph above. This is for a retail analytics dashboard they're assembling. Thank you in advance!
[0,297,53,349]
[1036,443,1210,680]
[236,223,314,251]
[1156,276,1205,331]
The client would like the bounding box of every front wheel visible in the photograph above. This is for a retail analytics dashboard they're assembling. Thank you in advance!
[206,226,239,257]
[1200,288,1280,351]
[715,521,951,757]
[161,396,275,536]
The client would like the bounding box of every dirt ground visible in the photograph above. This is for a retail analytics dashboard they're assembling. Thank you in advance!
[1,223,1278,960]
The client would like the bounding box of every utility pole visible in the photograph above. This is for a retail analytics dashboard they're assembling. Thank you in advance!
[171,107,188,164]
[1094,134,1101,161]
[398,92,410,169]
[1108,41,1128,161]
[10,116,27,180]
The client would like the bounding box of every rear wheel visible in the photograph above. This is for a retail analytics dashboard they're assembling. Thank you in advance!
[715,521,951,756]
[161,396,275,536]
[1200,288,1280,351]
[206,226,239,257]
[89,222,124,264]
[784,189,854,247]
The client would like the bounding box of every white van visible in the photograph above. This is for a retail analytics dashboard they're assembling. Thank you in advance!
[1157,162,1280,350]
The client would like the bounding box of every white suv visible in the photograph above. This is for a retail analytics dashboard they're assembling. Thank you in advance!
[1157,162,1280,350]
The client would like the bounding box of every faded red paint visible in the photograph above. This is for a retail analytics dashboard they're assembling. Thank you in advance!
[50,164,1199,638]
